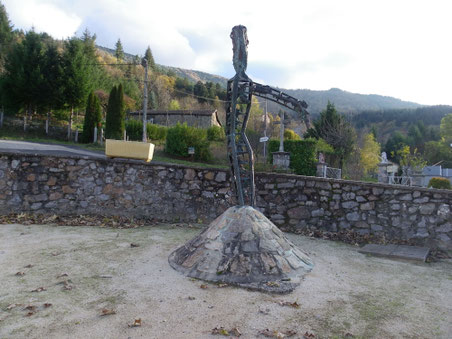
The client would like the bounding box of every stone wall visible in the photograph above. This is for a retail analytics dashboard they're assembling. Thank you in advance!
[0,152,451,250]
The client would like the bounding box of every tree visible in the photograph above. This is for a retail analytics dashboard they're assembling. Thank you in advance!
[62,37,94,140]
[1,30,46,127]
[81,91,102,143]
[144,46,155,70]
[168,99,180,110]
[105,84,125,139]
[360,133,381,175]
[440,113,452,144]
[0,1,13,72]
[305,102,356,169]
[384,131,408,162]
[105,85,117,139]
[115,38,124,61]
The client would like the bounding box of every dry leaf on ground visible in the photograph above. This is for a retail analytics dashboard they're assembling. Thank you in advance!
[15,271,25,276]
[200,284,208,289]
[31,287,46,292]
[259,329,297,338]
[128,318,142,327]
[278,301,300,308]
[100,308,116,316]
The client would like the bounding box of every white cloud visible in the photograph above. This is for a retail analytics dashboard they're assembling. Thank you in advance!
[2,0,452,105]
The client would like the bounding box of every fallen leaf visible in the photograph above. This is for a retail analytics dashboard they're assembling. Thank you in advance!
[211,327,229,336]
[51,252,61,256]
[43,303,52,308]
[217,283,228,288]
[31,287,46,292]
[57,273,68,278]
[200,284,208,289]
[24,305,36,311]
[303,331,315,338]
[130,243,140,247]
[258,329,297,338]
[25,311,35,317]
[6,303,22,310]
[15,272,25,276]
[266,281,280,287]
[188,296,196,300]
[63,285,73,291]
[100,308,116,316]
[24,264,34,268]
[230,327,242,336]
[128,318,142,327]
[278,301,300,309]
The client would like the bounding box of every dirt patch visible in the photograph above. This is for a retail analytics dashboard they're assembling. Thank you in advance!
[0,224,451,338]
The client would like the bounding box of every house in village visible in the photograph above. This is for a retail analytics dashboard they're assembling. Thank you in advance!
[128,109,221,128]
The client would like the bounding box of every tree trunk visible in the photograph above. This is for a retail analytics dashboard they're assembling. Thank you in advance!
[67,106,73,140]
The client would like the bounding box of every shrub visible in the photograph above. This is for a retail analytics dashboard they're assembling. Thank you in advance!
[207,126,226,141]
[125,119,142,141]
[147,123,167,141]
[284,129,301,140]
[165,123,211,161]
[268,139,317,176]
[428,177,451,189]
[125,120,168,141]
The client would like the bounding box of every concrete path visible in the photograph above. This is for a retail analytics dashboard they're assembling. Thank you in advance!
[358,244,430,262]
[0,140,105,159]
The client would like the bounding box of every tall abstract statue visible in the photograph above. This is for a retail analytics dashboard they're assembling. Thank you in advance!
[226,25,310,206]
[168,25,313,294]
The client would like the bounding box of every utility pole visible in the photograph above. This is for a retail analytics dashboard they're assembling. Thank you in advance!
[142,58,148,143]
[263,99,268,163]
[279,110,285,152]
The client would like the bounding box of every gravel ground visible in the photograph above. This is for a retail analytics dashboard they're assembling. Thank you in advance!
[0,223,451,339]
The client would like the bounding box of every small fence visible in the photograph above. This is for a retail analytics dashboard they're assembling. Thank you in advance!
[388,175,412,186]
[318,166,341,179]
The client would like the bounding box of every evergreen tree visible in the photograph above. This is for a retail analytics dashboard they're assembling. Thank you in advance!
[105,85,117,139]
[116,83,125,137]
[115,38,124,61]
[149,90,157,109]
[62,37,93,139]
[81,91,102,143]
[305,102,356,169]
[0,1,13,72]
[144,46,155,70]
[2,30,46,122]
[105,84,125,139]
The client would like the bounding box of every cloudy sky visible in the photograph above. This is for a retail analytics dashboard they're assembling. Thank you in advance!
[3,0,452,105]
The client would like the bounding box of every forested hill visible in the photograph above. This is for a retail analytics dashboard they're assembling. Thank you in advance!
[97,45,423,115]
[275,88,422,115]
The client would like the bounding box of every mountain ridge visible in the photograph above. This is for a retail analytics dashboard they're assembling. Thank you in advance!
[97,45,423,114]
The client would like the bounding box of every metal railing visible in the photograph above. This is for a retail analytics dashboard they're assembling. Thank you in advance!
[325,167,342,179]
[388,175,412,186]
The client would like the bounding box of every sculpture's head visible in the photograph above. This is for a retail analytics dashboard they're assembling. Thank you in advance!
[230,25,248,75]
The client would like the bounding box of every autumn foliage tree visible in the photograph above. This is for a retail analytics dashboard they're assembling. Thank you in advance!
[360,133,381,175]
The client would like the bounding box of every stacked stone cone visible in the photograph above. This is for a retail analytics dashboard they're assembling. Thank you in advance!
[168,206,313,293]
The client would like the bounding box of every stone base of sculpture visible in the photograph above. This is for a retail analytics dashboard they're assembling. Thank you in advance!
[168,206,313,293]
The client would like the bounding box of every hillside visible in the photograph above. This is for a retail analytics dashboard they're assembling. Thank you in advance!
[97,45,422,115]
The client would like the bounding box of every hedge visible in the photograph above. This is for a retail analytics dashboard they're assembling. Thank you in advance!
[125,120,167,141]
[268,139,317,176]
[165,123,212,161]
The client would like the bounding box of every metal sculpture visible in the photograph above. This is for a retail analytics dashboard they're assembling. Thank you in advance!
[226,25,310,206]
